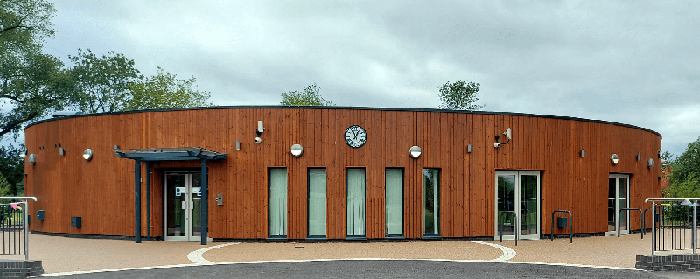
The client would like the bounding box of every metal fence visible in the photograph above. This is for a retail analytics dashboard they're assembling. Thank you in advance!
[645,198,700,256]
[0,197,37,261]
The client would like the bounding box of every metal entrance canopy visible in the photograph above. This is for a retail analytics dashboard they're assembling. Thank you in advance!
[114,147,227,245]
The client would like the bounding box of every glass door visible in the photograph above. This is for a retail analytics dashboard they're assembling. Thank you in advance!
[495,171,541,240]
[164,172,202,241]
[607,174,630,235]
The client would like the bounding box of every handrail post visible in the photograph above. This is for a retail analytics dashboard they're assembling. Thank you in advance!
[513,214,517,246]
[23,201,29,261]
[651,203,656,256]
[694,203,697,255]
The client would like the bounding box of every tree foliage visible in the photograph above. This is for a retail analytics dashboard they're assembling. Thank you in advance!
[1,0,75,138]
[280,83,334,106]
[669,137,700,187]
[438,80,484,110]
[664,137,700,198]
[68,49,140,114]
[0,147,24,196]
[124,67,211,111]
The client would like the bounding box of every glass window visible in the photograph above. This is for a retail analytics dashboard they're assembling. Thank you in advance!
[347,168,366,237]
[385,169,403,237]
[423,169,440,236]
[269,168,287,237]
[308,168,327,238]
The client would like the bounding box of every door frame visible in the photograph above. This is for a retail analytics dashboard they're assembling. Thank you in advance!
[163,171,201,242]
[607,174,630,235]
[494,171,541,240]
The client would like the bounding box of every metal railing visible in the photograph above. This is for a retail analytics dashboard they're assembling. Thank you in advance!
[618,208,644,239]
[498,211,518,246]
[551,210,573,243]
[0,197,37,261]
[645,198,700,256]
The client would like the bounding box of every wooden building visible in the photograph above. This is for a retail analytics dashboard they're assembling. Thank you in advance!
[23,107,662,243]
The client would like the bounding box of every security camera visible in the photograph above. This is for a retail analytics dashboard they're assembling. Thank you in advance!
[494,142,500,148]
[255,137,262,143]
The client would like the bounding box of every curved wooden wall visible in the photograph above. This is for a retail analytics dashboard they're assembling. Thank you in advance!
[24,107,662,239]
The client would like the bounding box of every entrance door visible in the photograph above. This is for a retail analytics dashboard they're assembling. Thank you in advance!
[607,174,630,235]
[495,171,541,240]
[164,172,202,241]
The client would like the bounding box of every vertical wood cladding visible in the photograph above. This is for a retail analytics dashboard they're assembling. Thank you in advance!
[24,108,662,239]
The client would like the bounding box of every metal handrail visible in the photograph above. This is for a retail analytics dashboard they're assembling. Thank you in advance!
[551,210,572,243]
[0,196,38,261]
[646,198,698,256]
[618,208,643,239]
[498,211,517,246]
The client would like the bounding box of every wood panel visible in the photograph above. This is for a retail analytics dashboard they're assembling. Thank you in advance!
[25,107,662,240]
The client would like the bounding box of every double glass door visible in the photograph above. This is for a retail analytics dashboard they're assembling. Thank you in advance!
[607,174,630,235]
[164,172,202,241]
[495,171,541,240]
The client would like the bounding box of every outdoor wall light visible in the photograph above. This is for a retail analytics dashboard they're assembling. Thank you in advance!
[636,154,641,161]
[468,144,472,153]
[236,141,241,150]
[28,154,36,164]
[83,149,93,161]
[611,154,619,165]
[648,158,654,168]
[59,148,65,156]
[580,150,585,157]
[409,146,422,158]
[290,144,304,157]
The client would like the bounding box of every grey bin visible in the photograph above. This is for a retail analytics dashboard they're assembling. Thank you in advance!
[557,217,568,228]
[37,210,45,221]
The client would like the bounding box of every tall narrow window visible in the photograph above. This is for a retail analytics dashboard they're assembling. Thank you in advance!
[385,168,403,237]
[269,168,287,238]
[347,168,366,237]
[423,169,440,236]
[308,168,327,238]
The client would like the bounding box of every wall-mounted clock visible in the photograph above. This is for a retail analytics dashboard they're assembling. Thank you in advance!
[345,125,367,148]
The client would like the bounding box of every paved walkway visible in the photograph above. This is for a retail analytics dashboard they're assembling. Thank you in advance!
[0,232,696,278]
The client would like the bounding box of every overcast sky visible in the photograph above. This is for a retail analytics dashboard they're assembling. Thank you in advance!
[24,1,700,156]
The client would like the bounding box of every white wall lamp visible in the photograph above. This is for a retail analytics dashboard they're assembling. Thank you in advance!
[409,146,422,158]
[291,144,304,157]
[647,158,655,168]
[28,154,36,164]
[236,141,241,150]
[255,121,264,143]
[611,154,619,165]
[494,128,512,148]
[580,150,585,157]
[83,149,94,161]
[467,144,472,153]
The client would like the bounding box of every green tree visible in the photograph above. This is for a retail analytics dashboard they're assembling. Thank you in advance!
[1,0,76,138]
[438,80,484,110]
[669,137,700,189]
[124,67,211,111]
[68,49,140,113]
[0,147,24,196]
[280,83,334,106]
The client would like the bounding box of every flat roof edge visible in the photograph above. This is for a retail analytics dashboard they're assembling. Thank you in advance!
[25,106,661,137]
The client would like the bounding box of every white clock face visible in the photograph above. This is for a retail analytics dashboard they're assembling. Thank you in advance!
[345,125,367,148]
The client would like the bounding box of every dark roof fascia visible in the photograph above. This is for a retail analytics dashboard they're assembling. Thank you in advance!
[26,106,661,137]
[114,148,227,162]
